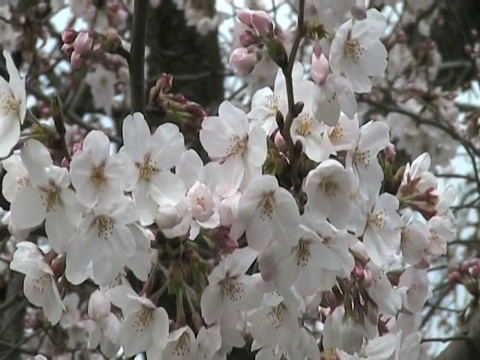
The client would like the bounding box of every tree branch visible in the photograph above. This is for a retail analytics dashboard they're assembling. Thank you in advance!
[130,0,149,114]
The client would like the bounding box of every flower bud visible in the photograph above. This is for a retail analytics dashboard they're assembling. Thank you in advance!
[70,51,84,69]
[238,9,254,26]
[62,29,77,44]
[187,182,214,222]
[156,204,184,229]
[447,271,462,283]
[88,290,111,321]
[311,52,329,85]
[350,0,367,20]
[230,47,257,75]
[251,10,273,37]
[239,30,258,47]
[73,32,94,54]
[274,130,285,148]
[61,43,74,56]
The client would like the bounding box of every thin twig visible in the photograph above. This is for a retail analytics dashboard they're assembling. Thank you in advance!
[129,0,149,114]
[280,0,305,194]
[51,94,71,162]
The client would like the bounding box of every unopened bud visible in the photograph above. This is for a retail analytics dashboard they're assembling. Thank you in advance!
[62,29,77,44]
[70,51,84,69]
[238,9,254,26]
[61,43,74,56]
[447,271,462,283]
[350,1,367,20]
[73,32,94,54]
[384,142,396,164]
[239,30,258,47]
[230,47,257,75]
[471,264,480,278]
[274,130,286,148]
[157,73,173,93]
[311,52,329,85]
[250,10,273,37]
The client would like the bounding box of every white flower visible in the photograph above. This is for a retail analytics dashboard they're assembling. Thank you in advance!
[70,130,131,208]
[108,285,169,359]
[248,62,311,136]
[0,50,26,157]
[365,263,402,316]
[86,65,117,115]
[329,9,388,93]
[304,159,357,229]
[354,193,401,268]
[162,326,196,360]
[346,120,390,200]
[237,175,301,251]
[10,140,82,253]
[1,153,33,203]
[121,112,185,224]
[290,110,334,162]
[10,242,65,324]
[65,198,138,286]
[398,267,431,313]
[200,101,267,195]
[399,210,430,265]
[176,149,221,239]
[200,247,261,326]
[87,312,121,358]
[337,333,398,360]
[327,112,360,153]
[311,53,357,126]
[263,217,354,296]
[247,289,304,352]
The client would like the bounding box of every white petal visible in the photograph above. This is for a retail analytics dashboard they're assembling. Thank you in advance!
[10,187,46,229]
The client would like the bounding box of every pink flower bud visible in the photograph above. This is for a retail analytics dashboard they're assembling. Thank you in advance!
[61,43,74,56]
[88,290,111,321]
[448,271,462,283]
[62,29,77,44]
[384,142,396,163]
[471,265,480,278]
[461,261,471,273]
[362,268,373,287]
[73,31,93,54]
[70,51,84,69]
[239,30,258,47]
[311,52,330,85]
[350,0,367,20]
[353,263,364,280]
[229,47,257,75]
[36,2,49,17]
[274,130,285,148]
[238,9,254,26]
[250,10,273,37]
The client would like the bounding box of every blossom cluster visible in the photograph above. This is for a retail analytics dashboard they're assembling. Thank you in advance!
[0,1,459,360]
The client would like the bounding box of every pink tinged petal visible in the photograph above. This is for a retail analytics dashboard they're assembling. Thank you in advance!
[45,209,76,253]
[20,139,51,186]
[83,130,110,166]
[43,280,65,325]
[176,149,203,188]
[151,307,169,349]
[151,123,185,170]
[112,224,136,257]
[245,206,273,251]
[122,112,151,162]
[23,269,48,307]
[200,284,224,325]
[10,187,46,229]
[150,171,186,206]
[120,311,153,356]
[218,155,244,197]
[0,115,20,158]
[273,252,300,294]
[366,333,397,359]
[247,126,267,167]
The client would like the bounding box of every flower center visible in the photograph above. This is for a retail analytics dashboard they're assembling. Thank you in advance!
[296,116,313,137]
[266,303,287,329]
[259,191,275,220]
[344,37,363,62]
[296,239,311,267]
[320,177,339,197]
[138,156,157,181]
[222,276,244,302]
[41,182,60,212]
[227,135,248,156]
[368,211,386,230]
[329,125,343,142]
[91,165,107,188]
[132,306,153,332]
[95,215,114,240]
[267,95,281,114]
[1,93,20,117]
[354,150,371,169]
[173,332,192,357]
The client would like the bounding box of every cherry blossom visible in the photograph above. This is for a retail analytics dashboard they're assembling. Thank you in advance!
[0,50,26,157]
[200,100,267,195]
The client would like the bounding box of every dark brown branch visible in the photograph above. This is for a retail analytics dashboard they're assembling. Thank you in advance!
[129,0,149,114]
